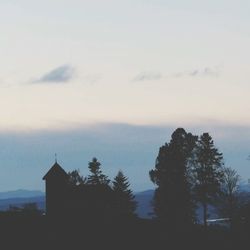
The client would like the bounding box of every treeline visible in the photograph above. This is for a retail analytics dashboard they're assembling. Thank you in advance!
[49,127,250,228]
[66,157,137,219]
[5,127,250,231]
[65,127,248,230]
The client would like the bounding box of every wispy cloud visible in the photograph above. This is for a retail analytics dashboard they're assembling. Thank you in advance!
[133,71,162,81]
[33,64,75,83]
[133,66,221,83]
[173,67,221,78]
[83,74,102,84]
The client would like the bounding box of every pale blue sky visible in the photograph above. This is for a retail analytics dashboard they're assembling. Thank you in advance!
[0,124,249,192]
[0,0,250,129]
[0,1,250,191]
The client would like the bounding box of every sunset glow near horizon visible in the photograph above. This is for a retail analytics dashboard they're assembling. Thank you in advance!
[0,0,250,191]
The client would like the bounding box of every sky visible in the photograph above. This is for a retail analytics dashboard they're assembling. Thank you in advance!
[0,0,250,192]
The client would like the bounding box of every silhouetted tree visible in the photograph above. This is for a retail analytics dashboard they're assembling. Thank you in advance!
[22,203,40,213]
[149,128,198,228]
[236,198,250,229]
[192,133,224,228]
[112,171,137,218]
[87,157,110,186]
[220,167,240,228]
[68,169,86,186]
[9,203,41,215]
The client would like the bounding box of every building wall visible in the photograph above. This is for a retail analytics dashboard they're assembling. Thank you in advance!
[45,177,69,216]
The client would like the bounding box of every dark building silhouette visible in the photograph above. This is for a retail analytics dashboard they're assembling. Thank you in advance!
[43,161,114,220]
[43,161,69,216]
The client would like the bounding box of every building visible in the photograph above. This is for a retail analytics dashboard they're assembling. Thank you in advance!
[43,161,114,219]
[43,161,69,216]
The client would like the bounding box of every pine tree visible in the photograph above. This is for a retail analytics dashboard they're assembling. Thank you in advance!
[149,128,197,227]
[87,157,110,186]
[68,169,86,186]
[112,171,137,217]
[192,133,224,228]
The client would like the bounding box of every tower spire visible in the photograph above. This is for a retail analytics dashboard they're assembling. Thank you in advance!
[55,153,57,163]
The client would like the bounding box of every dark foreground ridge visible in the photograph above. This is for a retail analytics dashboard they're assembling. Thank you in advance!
[1,214,250,250]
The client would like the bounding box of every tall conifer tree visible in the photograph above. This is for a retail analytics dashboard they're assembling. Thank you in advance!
[112,171,137,217]
[149,128,197,227]
[87,157,110,186]
[192,133,224,227]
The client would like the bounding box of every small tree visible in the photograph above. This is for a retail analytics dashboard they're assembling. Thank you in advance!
[112,171,137,217]
[87,157,110,186]
[68,169,86,186]
[22,203,39,213]
[192,133,224,228]
[221,167,240,227]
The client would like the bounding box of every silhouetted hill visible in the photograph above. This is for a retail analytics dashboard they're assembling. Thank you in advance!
[0,189,155,217]
[135,187,250,221]
[134,189,224,221]
[0,196,45,211]
[239,182,250,192]
[135,190,154,218]
[0,190,45,211]
[0,186,249,219]
[0,189,44,199]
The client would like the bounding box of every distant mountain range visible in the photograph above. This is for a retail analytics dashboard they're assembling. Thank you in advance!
[134,190,220,220]
[0,196,45,211]
[0,189,151,216]
[0,184,250,219]
[135,183,250,220]
[0,190,45,211]
[0,189,44,200]
[0,189,152,216]
[135,190,154,219]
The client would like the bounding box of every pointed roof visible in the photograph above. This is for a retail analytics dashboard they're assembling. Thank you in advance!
[43,162,68,180]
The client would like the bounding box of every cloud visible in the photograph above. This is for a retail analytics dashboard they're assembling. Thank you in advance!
[133,66,221,82]
[133,71,162,81]
[203,67,221,77]
[34,64,75,83]
[83,74,102,84]
[173,67,221,78]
